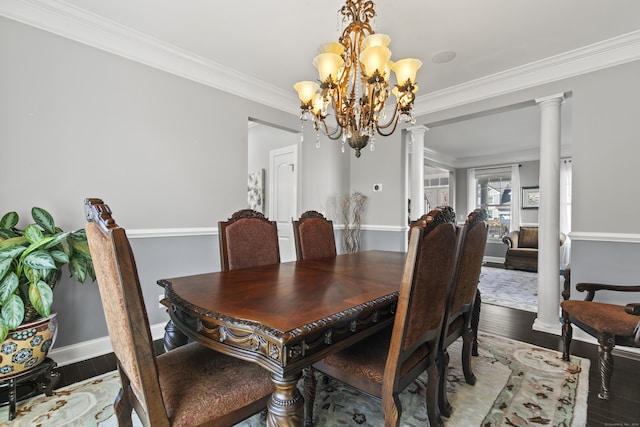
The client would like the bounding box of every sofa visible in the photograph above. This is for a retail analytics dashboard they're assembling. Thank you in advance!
[502,226,566,272]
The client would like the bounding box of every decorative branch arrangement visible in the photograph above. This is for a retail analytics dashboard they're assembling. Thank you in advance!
[341,191,367,253]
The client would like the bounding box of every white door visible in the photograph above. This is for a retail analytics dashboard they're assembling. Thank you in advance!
[269,145,298,262]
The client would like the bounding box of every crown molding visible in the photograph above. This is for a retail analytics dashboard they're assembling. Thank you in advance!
[413,30,640,116]
[0,0,300,115]
[2,1,640,118]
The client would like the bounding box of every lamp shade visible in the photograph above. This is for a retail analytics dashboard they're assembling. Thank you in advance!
[361,33,391,50]
[318,42,345,56]
[391,58,423,85]
[360,45,392,77]
[311,93,324,116]
[294,81,320,103]
[313,53,344,83]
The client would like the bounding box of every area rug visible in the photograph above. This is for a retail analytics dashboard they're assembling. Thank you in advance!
[0,333,588,427]
[478,266,563,313]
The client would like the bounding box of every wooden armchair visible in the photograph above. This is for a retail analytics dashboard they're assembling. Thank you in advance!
[561,266,640,400]
[85,198,273,426]
[305,207,458,427]
[437,208,488,418]
[218,209,280,271]
[292,210,336,260]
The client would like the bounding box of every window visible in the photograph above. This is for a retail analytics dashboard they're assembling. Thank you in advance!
[471,167,512,239]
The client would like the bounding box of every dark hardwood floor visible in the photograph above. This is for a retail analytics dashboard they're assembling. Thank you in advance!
[52,305,640,426]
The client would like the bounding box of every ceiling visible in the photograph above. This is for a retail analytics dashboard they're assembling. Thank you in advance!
[6,0,640,164]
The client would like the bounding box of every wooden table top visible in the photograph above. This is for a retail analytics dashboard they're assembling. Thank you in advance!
[158,250,405,337]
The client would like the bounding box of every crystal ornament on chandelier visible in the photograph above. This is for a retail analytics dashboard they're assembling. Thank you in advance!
[294,0,422,158]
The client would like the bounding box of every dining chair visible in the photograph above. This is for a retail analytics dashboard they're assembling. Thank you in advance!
[561,266,640,400]
[218,209,280,271]
[437,208,488,418]
[305,207,458,427]
[84,198,273,426]
[292,210,336,260]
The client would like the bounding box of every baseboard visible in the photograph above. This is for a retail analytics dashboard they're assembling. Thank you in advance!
[49,322,167,367]
[483,256,504,265]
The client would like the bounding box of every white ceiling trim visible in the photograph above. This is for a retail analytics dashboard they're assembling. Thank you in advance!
[414,30,640,116]
[2,0,640,118]
[0,0,300,114]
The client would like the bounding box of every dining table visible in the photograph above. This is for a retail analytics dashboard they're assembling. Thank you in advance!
[158,250,406,427]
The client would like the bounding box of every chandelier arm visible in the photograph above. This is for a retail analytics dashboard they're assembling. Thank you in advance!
[375,114,401,137]
[375,103,400,130]
[318,118,344,141]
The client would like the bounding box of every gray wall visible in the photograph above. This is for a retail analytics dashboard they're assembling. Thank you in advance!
[3,15,640,353]
[0,17,348,349]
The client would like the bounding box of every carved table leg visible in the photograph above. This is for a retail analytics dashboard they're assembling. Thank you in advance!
[267,372,304,427]
[163,320,189,352]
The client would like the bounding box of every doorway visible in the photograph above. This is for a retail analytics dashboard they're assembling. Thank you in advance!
[269,145,298,262]
[247,120,301,262]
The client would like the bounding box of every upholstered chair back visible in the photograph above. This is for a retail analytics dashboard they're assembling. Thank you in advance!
[293,211,336,260]
[309,206,458,427]
[437,208,488,418]
[85,198,167,422]
[218,209,280,271]
[448,209,488,320]
[85,199,273,426]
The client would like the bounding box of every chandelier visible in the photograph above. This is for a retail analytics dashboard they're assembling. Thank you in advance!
[294,0,422,158]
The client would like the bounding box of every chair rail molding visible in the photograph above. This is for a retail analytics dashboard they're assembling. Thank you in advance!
[127,227,217,239]
[569,231,640,244]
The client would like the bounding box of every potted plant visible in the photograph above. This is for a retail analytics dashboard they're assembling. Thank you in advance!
[0,207,95,377]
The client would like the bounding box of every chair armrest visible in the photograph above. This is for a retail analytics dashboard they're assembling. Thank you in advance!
[575,282,640,301]
[625,303,640,316]
[502,231,519,248]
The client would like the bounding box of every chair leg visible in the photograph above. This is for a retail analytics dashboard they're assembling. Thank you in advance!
[597,333,615,400]
[425,361,444,427]
[437,348,452,418]
[114,386,134,427]
[471,289,481,356]
[461,326,477,385]
[381,392,401,427]
[115,369,134,427]
[302,366,317,426]
[561,313,573,361]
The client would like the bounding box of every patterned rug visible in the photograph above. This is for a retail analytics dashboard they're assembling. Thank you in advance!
[0,333,588,427]
[478,266,563,313]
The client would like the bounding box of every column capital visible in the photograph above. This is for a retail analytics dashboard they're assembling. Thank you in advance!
[535,93,565,106]
[406,125,429,137]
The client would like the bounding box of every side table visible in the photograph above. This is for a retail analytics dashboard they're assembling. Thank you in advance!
[0,357,60,421]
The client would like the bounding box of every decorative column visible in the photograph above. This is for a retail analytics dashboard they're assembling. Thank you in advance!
[408,126,428,221]
[533,93,564,334]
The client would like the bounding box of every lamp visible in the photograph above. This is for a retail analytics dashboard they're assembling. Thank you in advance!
[294,0,422,158]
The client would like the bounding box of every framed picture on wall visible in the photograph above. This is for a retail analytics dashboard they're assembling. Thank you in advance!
[522,186,540,209]
[248,169,265,213]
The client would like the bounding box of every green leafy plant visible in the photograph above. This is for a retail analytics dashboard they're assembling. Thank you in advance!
[0,207,95,342]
